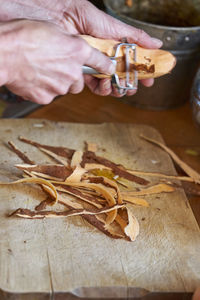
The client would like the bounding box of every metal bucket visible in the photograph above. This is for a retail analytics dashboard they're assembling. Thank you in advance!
[191,65,200,127]
[104,0,200,110]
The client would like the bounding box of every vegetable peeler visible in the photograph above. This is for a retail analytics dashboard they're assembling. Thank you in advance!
[81,34,176,94]
[82,42,138,93]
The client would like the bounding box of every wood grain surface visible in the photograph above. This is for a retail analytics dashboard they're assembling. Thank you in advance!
[0,119,200,299]
[27,88,200,229]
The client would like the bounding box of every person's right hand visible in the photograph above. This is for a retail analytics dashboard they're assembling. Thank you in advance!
[1,19,114,104]
[0,0,163,98]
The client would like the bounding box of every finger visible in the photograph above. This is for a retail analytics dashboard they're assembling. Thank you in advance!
[95,78,112,96]
[192,288,200,300]
[84,75,112,96]
[126,30,163,49]
[126,88,137,96]
[28,90,57,105]
[141,78,154,87]
[84,74,99,93]
[123,79,137,96]
[69,76,84,94]
[85,46,115,75]
[111,79,126,98]
[84,8,163,49]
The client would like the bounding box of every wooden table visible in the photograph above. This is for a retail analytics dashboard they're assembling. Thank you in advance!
[27,88,200,226]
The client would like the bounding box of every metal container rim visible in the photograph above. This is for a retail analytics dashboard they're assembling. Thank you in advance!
[104,0,200,31]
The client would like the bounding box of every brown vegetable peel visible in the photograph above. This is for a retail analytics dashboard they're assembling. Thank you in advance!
[140,135,200,184]
[11,204,125,219]
[124,208,140,242]
[0,177,58,204]
[3,136,189,242]
[122,183,175,198]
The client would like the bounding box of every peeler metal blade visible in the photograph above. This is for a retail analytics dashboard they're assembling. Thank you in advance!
[82,43,138,93]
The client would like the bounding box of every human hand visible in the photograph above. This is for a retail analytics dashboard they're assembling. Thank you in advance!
[193,287,200,300]
[1,20,114,104]
[0,0,163,98]
[63,0,163,97]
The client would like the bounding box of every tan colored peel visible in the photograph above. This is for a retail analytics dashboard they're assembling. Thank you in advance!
[51,181,116,207]
[71,150,83,168]
[28,171,63,182]
[58,193,84,210]
[115,214,127,231]
[140,135,200,184]
[65,165,86,183]
[85,142,98,152]
[121,183,174,198]
[39,148,69,166]
[50,180,117,225]
[86,175,123,204]
[22,171,59,202]
[11,204,125,219]
[15,164,70,181]
[19,136,148,185]
[5,136,186,242]
[0,177,58,204]
[124,208,140,242]
[84,164,111,171]
[127,169,197,183]
[19,136,74,160]
[123,197,149,207]
[8,141,35,165]
[55,186,102,209]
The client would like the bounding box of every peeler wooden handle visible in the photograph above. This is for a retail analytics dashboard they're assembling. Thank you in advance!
[81,35,176,80]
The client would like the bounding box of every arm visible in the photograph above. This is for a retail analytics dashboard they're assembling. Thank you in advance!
[0,0,163,97]
[0,0,62,23]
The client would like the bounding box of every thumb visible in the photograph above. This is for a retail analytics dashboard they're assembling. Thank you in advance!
[81,3,162,49]
[85,46,115,75]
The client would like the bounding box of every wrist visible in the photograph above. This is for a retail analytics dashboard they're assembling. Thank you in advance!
[0,0,63,23]
[0,22,20,85]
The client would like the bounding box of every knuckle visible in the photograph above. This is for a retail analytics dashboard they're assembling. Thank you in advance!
[75,84,84,94]
[42,96,54,105]
[58,85,69,95]
[70,69,82,82]
[99,90,111,96]
[137,29,145,36]
[79,41,91,61]
[33,90,54,105]
[137,29,149,41]
[70,82,84,95]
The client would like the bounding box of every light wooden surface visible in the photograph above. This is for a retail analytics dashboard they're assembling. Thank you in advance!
[0,119,200,299]
[27,88,200,228]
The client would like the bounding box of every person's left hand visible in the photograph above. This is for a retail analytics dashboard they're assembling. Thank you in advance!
[0,0,163,97]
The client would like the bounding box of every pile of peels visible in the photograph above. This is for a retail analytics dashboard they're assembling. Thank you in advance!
[1,135,200,242]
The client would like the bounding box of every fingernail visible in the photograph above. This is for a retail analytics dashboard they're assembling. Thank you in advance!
[151,38,163,48]
[103,80,111,90]
[108,62,116,75]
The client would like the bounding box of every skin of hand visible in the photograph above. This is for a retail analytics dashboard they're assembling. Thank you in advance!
[0,20,115,104]
[193,288,200,300]
[0,0,163,98]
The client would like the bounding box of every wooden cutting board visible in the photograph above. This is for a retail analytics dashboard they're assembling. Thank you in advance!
[0,119,200,300]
